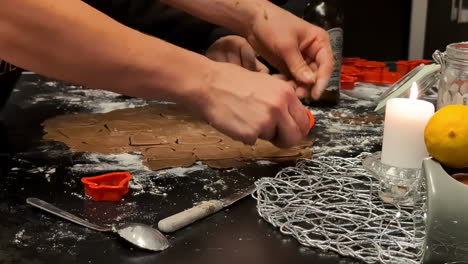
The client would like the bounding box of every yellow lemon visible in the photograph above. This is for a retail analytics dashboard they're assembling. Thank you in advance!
[424,104,468,168]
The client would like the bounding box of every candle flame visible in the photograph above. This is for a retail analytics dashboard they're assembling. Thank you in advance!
[409,82,418,100]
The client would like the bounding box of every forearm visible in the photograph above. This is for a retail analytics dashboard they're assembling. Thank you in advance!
[0,0,212,103]
[161,0,270,37]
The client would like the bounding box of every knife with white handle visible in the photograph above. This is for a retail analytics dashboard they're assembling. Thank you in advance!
[158,184,256,233]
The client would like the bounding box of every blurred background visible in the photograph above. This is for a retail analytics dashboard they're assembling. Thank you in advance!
[85,0,468,62]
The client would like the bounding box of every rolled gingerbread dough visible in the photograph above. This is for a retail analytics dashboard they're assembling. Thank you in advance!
[42,104,313,170]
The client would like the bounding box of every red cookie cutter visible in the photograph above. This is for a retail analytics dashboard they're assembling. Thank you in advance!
[355,60,386,73]
[340,57,410,89]
[396,60,431,74]
[81,172,132,201]
[341,75,358,90]
[304,108,315,132]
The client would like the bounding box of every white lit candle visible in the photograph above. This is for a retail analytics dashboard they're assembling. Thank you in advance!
[381,82,435,168]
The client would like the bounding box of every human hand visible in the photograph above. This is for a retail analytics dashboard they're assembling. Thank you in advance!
[193,61,310,148]
[245,4,334,99]
[205,35,269,73]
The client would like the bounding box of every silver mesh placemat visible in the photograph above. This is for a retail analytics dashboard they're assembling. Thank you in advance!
[253,153,425,264]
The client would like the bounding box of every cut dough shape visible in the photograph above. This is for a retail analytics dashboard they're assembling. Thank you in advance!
[105,120,153,132]
[170,144,196,152]
[205,159,245,169]
[130,133,174,146]
[177,135,222,145]
[144,158,196,170]
[80,136,130,148]
[147,150,194,161]
[43,115,100,129]
[58,126,107,138]
[160,112,193,120]
[253,142,302,158]
[194,146,241,160]
[145,146,178,158]
[300,148,313,159]
[193,146,223,160]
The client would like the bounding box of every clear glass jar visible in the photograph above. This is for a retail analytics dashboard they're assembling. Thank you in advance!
[434,42,468,109]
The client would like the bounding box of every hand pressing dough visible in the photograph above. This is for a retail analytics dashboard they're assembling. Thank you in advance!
[42,104,313,170]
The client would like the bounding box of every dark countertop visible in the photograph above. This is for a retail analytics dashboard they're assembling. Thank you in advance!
[0,74,385,264]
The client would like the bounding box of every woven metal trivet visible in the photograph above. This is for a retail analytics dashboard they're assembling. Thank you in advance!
[253,153,425,264]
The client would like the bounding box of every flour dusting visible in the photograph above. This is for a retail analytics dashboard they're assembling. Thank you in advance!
[156,163,208,177]
[13,219,90,256]
[23,79,148,113]
[13,229,26,246]
[70,153,219,196]
[71,153,148,173]
[256,160,276,166]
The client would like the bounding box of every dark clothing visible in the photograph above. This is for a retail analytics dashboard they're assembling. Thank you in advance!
[0,1,221,110]
[1,0,298,109]
[83,0,219,54]
[0,62,22,110]
[82,0,296,53]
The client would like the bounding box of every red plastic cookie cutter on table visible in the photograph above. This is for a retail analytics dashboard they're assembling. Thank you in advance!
[81,172,132,201]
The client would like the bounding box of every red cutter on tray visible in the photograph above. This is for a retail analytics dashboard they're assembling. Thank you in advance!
[340,58,432,90]
[81,172,132,201]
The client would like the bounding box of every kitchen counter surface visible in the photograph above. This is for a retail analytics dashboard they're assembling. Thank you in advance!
[0,74,387,264]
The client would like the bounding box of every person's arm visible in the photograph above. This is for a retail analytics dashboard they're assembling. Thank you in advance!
[0,0,208,104]
[0,0,309,148]
[161,0,333,99]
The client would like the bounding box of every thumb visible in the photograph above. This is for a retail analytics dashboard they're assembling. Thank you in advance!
[282,47,316,85]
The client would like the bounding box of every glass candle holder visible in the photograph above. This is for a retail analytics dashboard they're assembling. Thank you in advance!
[363,152,422,206]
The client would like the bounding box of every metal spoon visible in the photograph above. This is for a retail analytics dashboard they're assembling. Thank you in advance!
[26,197,170,251]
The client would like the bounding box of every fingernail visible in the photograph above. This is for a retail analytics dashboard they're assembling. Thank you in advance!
[303,70,315,82]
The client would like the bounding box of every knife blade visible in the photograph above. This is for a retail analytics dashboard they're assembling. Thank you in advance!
[157,184,256,233]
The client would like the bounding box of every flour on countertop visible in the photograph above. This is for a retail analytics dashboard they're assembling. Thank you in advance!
[71,153,148,173]
[156,163,209,177]
[307,83,386,157]
[23,80,148,113]
[13,219,90,256]
[203,179,228,194]
[13,229,26,246]
[255,160,276,166]
[8,76,396,257]
[70,153,225,196]
[25,166,57,182]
